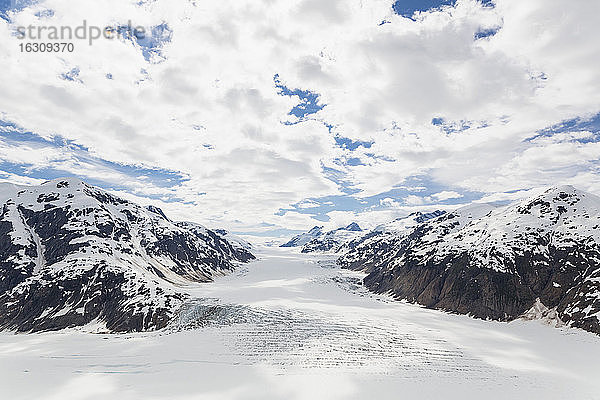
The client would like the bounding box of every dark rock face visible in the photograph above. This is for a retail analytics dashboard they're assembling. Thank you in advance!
[0,203,37,294]
[0,263,184,333]
[413,210,446,223]
[0,178,254,333]
[301,237,340,253]
[339,186,600,335]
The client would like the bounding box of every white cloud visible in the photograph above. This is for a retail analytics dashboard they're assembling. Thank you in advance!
[404,195,426,206]
[379,197,399,208]
[400,191,463,206]
[0,0,599,234]
[296,199,322,209]
[431,191,463,201]
[0,171,46,186]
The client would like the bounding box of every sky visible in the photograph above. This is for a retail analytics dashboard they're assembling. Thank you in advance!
[0,0,599,237]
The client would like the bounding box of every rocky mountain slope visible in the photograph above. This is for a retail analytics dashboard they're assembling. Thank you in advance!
[339,186,600,335]
[0,178,254,333]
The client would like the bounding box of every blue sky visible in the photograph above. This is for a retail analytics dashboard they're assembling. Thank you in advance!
[275,74,325,120]
[392,0,494,19]
[276,175,483,223]
[392,0,456,18]
[530,113,600,144]
[0,0,30,19]
[0,120,190,202]
[1,0,599,237]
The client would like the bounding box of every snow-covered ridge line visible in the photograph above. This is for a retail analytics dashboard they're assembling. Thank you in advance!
[282,211,447,255]
[0,177,255,333]
[339,185,600,335]
[280,222,366,254]
[300,222,365,254]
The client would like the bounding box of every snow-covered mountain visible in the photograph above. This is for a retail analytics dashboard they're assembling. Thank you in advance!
[214,228,253,252]
[300,222,364,253]
[339,186,600,335]
[0,178,254,333]
[373,211,447,233]
[280,226,324,247]
[339,210,447,253]
[284,213,447,255]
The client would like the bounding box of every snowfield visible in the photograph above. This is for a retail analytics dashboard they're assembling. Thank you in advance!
[1,247,599,400]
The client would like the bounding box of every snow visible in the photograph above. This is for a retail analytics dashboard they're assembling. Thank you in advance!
[520,298,564,328]
[1,247,599,400]
[214,229,254,251]
[26,222,45,274]
[4,179,243,274]
[280,226,324,247]
[348,186,600,275]
[299,223,365,253]
[372,211,445,234]
[0,182,25,204]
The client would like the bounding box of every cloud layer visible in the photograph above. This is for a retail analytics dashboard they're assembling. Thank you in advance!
[1,0,599,235]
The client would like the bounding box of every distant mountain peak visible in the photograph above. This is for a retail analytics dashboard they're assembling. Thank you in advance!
[515,184,598,219]
[280,226,323,247]
[308,225,324,234]
[547,184,578,193]
[413,210,446,223]
[41,177,86,188]
[343,222,362,231]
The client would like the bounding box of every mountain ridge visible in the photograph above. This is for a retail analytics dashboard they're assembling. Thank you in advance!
[338,185,600,335]
[0,178,254,333]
